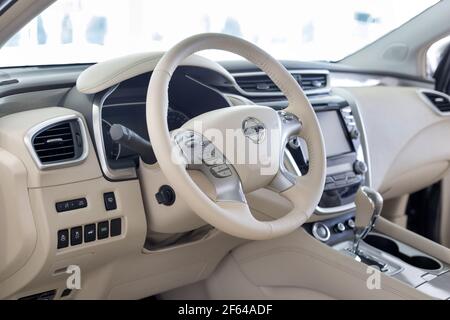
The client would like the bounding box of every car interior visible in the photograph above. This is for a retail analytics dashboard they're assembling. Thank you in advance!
[2,0,450,301]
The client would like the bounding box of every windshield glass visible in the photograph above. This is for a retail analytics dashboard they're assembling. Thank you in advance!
[0,0,439,67]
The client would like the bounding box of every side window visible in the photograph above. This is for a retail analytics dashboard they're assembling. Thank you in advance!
[426,35,450,79]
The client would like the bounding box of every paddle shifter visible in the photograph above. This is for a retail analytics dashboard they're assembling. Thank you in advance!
[352,186,384,254]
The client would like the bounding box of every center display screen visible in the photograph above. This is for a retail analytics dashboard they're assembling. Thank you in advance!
[316,111,353,157]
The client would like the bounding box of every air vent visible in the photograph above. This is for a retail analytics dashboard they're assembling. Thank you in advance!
[235,72,328,94]
[423,92,450,113]
[30,118,86,168]
[297,74,328,91]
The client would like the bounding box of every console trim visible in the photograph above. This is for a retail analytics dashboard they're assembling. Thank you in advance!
[92,84,138,180]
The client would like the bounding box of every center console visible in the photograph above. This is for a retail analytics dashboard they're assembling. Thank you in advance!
[305,187,450,300]
[307,213,450,300]
[285,95,368,215]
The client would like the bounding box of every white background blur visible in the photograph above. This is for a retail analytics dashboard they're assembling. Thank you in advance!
[0,0,439,67]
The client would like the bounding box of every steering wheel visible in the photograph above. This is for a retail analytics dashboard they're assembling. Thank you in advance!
[147,33,326,240]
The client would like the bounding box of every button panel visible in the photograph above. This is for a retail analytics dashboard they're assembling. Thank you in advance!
[324,172,363,190]
[307,213,356,245]
[70,227,83,246]
[98,221,109,240]
[57,230,69,249]
[110,218,122,237]
[56,198,87,213]
[84,224,96,243]
[57,218,122,250]
[103,192,117,211]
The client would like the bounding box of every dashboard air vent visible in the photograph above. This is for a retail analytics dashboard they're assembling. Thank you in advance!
[235,72,328,93]
[31,119,84,166]
[423,92,450,113]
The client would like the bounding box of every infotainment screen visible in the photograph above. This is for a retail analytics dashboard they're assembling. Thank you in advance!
[316,111,352,157]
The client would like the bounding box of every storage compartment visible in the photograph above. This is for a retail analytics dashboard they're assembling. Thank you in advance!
[364,234,441,270]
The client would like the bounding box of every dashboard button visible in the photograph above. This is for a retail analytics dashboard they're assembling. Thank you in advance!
[325,182,336,190]
[335,180,348,187]
[350,129,360,140]
[334,173,347,181]
[70,227,83,246]
[56,201,71,213]
[84,224,96,243]
[74,198,88,209]
[347,219,356,229]
[155,185,176,206]
[110,218,122,237]
[334,223,346,233]
[56,198,87,213]
[354,160,368,175]
[57,230,69,249]
[312,223,331,242]
[346,172,356,179]
[104,192,117,211]
[98,221,109,240]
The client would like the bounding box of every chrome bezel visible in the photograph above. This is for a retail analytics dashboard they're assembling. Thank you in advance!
[92,84,138,180]
[312,223,331,242]
[24,115,89,170]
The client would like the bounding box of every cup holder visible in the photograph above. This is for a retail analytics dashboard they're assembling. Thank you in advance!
[364,234,441,271]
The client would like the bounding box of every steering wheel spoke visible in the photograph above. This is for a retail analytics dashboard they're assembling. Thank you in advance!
[268,111,303,193]
[174,130,246,203]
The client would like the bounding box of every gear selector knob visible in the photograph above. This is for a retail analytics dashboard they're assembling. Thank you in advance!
[352,186,383,254]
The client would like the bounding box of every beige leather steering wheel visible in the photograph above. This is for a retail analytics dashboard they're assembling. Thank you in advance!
[147,33,326,240]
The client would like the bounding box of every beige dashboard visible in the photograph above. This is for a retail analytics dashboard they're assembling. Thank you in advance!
[1,53,450,299]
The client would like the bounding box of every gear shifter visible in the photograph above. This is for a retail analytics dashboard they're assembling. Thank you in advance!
[352,186,384,255]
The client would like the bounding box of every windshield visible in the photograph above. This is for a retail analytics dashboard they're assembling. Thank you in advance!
[0,0,439,67]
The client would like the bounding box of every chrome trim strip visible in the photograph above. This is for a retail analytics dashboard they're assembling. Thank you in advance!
[315,203,356,215]
[103,101,145,108]
[333,88,372,188]
[92,84,138,180]
[231,69,331,97]
[24,115,89,170]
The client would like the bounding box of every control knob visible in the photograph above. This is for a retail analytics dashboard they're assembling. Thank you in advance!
[312,223,331,242]
[334,223,346,233]
[354,160,368,175]
[350,129,360,140]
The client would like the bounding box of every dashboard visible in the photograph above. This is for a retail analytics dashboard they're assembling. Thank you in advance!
[99,69,231,169]
[2,51,450,300]
[93,62,369,216]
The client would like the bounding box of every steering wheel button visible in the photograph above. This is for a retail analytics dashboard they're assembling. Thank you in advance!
[204,157,223,166]
[215,170,232,178]
[211,165,232,178]
[212,164,229,171]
